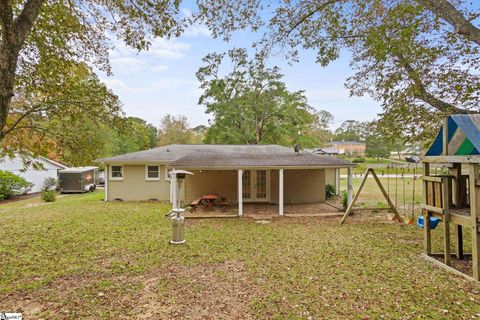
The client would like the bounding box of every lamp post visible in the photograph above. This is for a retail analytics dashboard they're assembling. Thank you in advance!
[169,169,193,245]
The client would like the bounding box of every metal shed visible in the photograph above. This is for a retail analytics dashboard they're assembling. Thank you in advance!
[58,166,99,193]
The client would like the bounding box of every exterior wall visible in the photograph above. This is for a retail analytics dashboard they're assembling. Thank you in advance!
[184,170,238,204]
[1,155,64,193]
[283,169,326,204]
[325,168,336,187]
[107,165,170,201]
[107,166,330,204]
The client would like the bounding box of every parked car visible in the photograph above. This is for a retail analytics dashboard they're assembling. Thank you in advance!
[405,156,420,163]
[98,171,105,186]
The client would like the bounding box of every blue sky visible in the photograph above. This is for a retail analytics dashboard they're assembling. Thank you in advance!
[99,16,382,130]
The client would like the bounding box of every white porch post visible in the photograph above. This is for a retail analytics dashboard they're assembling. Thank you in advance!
[347,167,353,206]
[335,168,340,196]
[279,169,284,216]
[104,164,109,202]
[172,172,178,210]
[238,169,243,217]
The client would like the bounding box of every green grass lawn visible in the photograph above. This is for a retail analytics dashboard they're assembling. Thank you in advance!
[1,191,479,319]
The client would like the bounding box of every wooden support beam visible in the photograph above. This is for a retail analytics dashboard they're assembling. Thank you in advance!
[340,169,370,224]
[423,163,432,255]
[340,168,404,224]
[422,176,443,183]
[370,169,404,223]
[469,163,480,281]
[420,204,445,215]
[442,176,451,266]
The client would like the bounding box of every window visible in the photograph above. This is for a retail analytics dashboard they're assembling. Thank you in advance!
[146,165,160,180]
[110,165,123,180]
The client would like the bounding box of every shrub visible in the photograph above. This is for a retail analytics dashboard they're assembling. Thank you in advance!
[42,177,58,191]
[41,190,56,202]
[352,157,365,163]
[325,184,336,199]
[341,190,349,210]
[0,170,32,200]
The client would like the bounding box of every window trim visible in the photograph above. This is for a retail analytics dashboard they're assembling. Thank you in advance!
[110,165,124,181]
[165,167,173,181]
[145,164,160,181]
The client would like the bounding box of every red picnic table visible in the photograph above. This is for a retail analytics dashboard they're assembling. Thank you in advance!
[200,193,219,209]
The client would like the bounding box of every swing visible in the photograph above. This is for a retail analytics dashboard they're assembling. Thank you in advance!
[417,215,442,229]
[340,167,404,224]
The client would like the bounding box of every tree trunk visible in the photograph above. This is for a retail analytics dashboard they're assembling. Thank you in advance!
[417,0,480,47]
[0,0,45,142]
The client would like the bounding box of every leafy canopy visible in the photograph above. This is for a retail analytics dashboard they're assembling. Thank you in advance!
[193,0,480,142]
[197,48,326,147]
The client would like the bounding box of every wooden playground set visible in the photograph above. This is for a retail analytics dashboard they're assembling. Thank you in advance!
[341,114,480,281]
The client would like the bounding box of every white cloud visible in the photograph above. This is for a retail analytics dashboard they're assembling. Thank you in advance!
[148,38,190,59]
[101,78,193,94]
[111,57,148,73]
[183,24,211,38]
[151,64,169,73]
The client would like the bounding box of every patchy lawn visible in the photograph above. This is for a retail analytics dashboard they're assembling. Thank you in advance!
[0,191,479,319]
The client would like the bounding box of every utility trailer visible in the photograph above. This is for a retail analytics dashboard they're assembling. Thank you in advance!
[58,166,99,193]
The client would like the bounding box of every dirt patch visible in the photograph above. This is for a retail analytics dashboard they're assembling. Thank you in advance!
[134,260,259,319]
[0,261,261,319]
[0,192,40,204]
[432,255,473,277]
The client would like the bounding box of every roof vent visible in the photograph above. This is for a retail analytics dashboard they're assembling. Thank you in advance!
[294,144,302,154]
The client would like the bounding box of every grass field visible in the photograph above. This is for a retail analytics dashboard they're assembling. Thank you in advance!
[1,191,479,319]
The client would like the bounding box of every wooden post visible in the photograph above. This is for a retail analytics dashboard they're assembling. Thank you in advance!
[340,168,403,224]
[423,163,432,255]
[279,169,284,216]
[442,176,451,266]
[469,163,480,280]
[238,169,243,217]
[347,167,353,206]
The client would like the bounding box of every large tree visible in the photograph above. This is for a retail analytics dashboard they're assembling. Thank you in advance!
[197,48,320,146]
[0,0,184,143]
[157,114,203,145]
[194,0,480,142]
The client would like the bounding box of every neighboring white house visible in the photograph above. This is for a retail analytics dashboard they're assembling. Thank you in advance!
[0,154,67,193]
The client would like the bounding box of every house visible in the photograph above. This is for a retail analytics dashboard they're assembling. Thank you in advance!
[328,141,366,156]
[312,147,339,156]
[0,153,67,193]
[97,144,355,215]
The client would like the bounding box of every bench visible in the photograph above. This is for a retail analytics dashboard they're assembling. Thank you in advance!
[189,198,202,212]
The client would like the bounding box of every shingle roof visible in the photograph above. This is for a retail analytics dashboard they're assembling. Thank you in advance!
[97,144,354,168]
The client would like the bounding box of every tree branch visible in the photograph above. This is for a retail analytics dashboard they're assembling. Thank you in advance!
[12,0,45,49]
[285,0,342,38]
[417,0,480,46]
[395,52,474,114]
